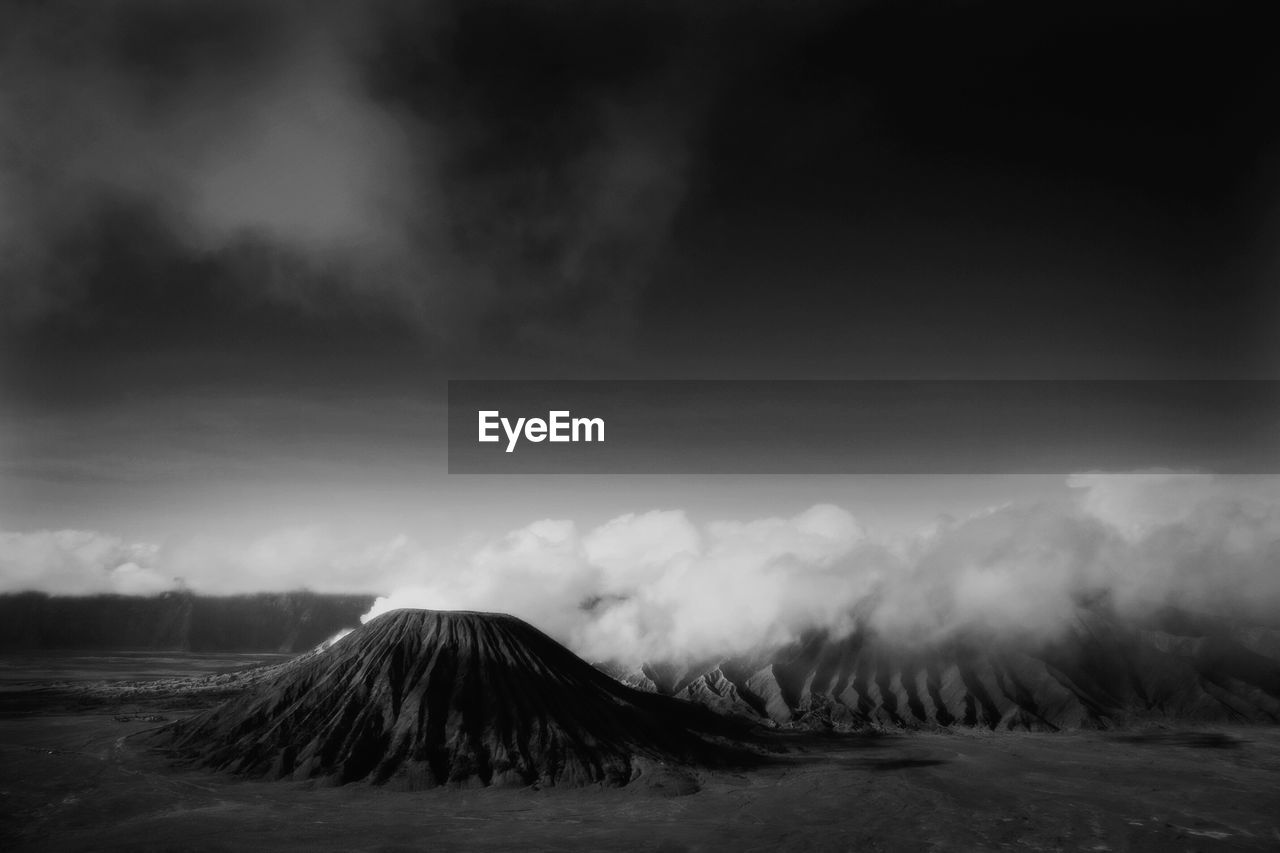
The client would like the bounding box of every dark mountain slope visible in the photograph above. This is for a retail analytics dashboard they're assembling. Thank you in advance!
[622,606,1280,731]
[164,609,747,789]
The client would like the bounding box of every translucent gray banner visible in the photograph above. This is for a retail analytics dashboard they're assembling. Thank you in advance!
[447,380,1280,474]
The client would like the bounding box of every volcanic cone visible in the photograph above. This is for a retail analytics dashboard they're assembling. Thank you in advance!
[165,609,741,789]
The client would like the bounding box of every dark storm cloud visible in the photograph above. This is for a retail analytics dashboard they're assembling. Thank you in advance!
[3,0,1277,387]
[4,3,383,328]
[0,0,706,356]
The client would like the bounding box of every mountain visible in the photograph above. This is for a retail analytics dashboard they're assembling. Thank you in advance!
[0,592,375,652]
[163,609,744,789]
[622,605,1280,731]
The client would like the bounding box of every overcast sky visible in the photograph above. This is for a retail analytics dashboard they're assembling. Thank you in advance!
[2,2,1278,609]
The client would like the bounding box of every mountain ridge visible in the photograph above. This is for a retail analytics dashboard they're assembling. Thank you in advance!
[614,605,1280,731]
[0,591,375,652]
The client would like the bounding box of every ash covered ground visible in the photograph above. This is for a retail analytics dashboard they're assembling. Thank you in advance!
[2,609,1279,852]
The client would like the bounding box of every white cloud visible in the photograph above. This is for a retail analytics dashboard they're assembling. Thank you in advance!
[0,530,166,595]
[362,505,879,663]
[1068,469,1218,540]
[3,474,1278,663]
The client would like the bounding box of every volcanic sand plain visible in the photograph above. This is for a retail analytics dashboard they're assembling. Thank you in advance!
[2,683,1279,852]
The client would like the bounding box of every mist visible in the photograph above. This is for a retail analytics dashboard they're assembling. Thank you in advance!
[3,472,1276,665]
